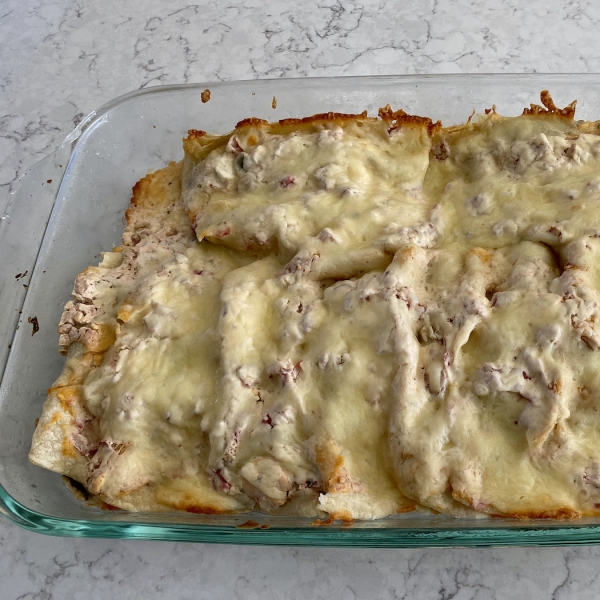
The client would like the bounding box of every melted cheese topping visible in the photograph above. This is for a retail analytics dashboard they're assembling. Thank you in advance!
[31,102,600,520]
[82,244,252,504]
[182,120,436,278]
[405,115,600,517]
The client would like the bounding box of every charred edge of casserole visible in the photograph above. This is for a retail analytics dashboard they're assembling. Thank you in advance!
[187,129,208,138]
[495,507,582,520]
[62,476,121,510]
[522,90,577,119]
[182,505,234,515]
[233,109,439,133]
[236,520,261,529]
[278,111,371,127]
[378,105,442,135]
[449,468,584,520]
[311,510,354,526]
[129,161,181,207]
[235,112,374,130]
[130,173,154,207]
[235,117,269,128]
[396,504,418,514]
[183,109,438,149]
[127,162,182,229]
[185,91,577,153]
[434,91,579,141]
[576,120,600,134]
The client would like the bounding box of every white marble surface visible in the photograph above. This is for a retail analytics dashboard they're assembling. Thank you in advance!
[3,527,600,600]
[3,0,600,597]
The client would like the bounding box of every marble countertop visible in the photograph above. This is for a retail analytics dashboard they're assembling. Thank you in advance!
[3,0,600,597]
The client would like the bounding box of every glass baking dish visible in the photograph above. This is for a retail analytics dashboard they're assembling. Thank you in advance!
[5,74,600,547]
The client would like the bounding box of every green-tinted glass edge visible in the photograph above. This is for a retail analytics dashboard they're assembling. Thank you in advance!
[4,487,600,547]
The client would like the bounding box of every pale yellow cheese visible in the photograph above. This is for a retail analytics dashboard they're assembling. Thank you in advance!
[387,112,600,517]
[182,120,438,280]
[81,243,252,505]
[207,260,412,518]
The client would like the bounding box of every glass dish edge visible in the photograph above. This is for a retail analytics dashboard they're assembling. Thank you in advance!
[3,74,600,546]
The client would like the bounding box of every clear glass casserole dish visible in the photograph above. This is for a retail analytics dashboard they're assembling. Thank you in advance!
[5,74,600,546]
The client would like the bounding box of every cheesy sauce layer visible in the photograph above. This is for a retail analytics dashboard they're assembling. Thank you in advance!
[30,94,600,520]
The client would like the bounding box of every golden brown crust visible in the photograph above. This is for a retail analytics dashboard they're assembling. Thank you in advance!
[236,111,374,130]
[237,520,261,529]
[325,456,352,493]
[378,105,442,135]
[29,345,92,481]
[183,133,231,162]
[500,508,582,520]
[61,437,79,458]
[330,510,354,523]
[311,511,354,525]
[311,515,336,526]
[47,352,103,391]
[235,117,269,128]
[183,505,231,515]
[185,91,578,169]
[432,92,578,148]
[151,479,245,514]
[522,90,577,119]
[116,303,137,324]
[129,161,183,210]
[450,466,584,520]
[55,385,79,410]
[314,441,345,493]
[184,107,437,165]
[84,322,117,353]
[187,128,207,139]
[277,110,369,126]
[577,120,600,135]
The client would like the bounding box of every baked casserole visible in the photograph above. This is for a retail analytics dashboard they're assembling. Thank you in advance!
[30,91,600,521]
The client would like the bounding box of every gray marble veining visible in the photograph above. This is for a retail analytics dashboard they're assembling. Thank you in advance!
[3,0,600,597]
